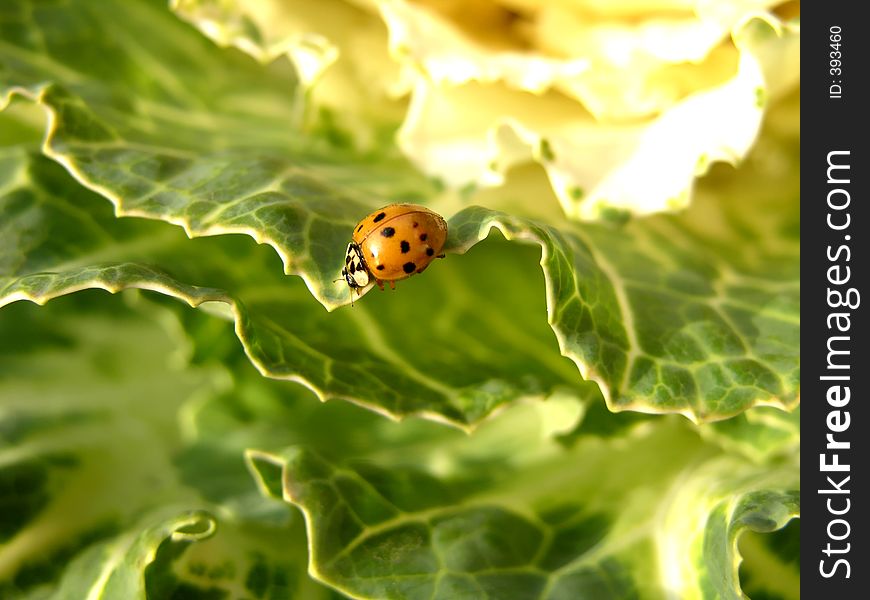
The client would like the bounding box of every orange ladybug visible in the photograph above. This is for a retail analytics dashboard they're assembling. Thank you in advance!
[341,204,447,292]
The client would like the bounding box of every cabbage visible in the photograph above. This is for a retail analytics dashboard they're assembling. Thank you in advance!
[0,1,799,598]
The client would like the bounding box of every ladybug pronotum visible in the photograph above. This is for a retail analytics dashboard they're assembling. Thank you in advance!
[341,203,447,294]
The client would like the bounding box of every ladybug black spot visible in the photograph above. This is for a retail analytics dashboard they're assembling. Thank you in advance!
[413,222,419,227]
[349,263,356,273]
[419,233,428,241]
[373,212,387,223]
[345,255,351,264]
[376,264,385,271]
[381,227,396,238]
[403,262,416,274]
[400,240,410,253]
[426,247,434,257]
[356,224,363,232]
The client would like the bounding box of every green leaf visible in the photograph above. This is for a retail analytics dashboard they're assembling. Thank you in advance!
[0,140,799,427]
[701,490,799,599]
[0,295,335,599]
[0,1,801,598]
[1,0,435,309]
[2,140,798,427]
[2,0,798,423]
[170,0,406,133]
[444,151,800,421]
[0,298,219,594]
[738,518,799,600]
[248,415,798,600]
[53,510,216,599]
[0,148,592,427]
[0,281,798,600]
[700,406,799,462]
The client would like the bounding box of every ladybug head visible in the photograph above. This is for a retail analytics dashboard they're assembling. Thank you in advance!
[342,242,370,289]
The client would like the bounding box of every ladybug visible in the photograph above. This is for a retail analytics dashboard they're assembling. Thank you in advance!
[341,203,447,293]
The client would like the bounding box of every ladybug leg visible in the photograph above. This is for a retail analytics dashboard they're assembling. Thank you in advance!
[388,280,396,290]
[375,279,385,291]
[436,254,445,259]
